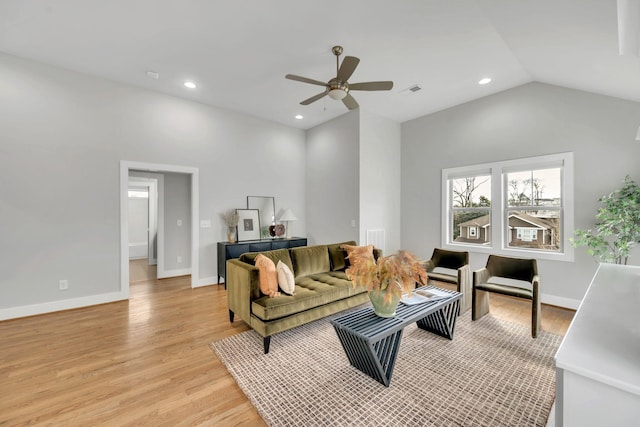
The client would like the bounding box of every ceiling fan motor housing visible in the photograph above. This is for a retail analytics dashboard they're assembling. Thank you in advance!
[328,78,349,100]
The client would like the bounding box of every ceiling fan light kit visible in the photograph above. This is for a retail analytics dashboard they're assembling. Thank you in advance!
[285,45,393,110]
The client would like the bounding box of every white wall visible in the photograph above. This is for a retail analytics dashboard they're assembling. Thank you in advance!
[401,82,640,306]
[127,191,149,259]
[359,110,402,254]
[306,111,360,245]
[162,172,191,273]
[0,52,306,317]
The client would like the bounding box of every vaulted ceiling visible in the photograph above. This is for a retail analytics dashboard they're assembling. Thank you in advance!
[1,0,638,129]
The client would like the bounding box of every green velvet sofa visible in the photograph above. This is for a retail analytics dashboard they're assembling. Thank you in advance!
[226,241,380,353]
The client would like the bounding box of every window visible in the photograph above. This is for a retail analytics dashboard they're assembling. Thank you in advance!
[442,153,573,261]
[448,174,491,246]
[505,166,562,251]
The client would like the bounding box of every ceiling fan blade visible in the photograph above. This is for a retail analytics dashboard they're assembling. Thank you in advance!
[286,74,328,87]
[337,56,360,81]
[349,81,394,91]
[300,91,328,105]
[342,93,359,110]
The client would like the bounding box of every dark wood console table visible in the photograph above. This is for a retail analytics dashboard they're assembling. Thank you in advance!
[217,237,307,285]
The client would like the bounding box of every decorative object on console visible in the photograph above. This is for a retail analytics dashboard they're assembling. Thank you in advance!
[344,247,428,318]
[220,209,239,243]
[247,196,276,239]
[278,209,297,239]
[274,224,285,238]
[236,209,261,241]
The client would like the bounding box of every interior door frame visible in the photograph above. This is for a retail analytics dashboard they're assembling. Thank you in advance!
[120,161,199,297]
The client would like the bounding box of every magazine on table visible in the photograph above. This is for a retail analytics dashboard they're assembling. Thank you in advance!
[400,287,450,305]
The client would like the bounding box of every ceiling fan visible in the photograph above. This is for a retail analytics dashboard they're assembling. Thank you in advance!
[285,45,393,110]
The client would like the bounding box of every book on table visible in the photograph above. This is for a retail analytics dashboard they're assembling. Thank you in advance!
[400,287,450,305]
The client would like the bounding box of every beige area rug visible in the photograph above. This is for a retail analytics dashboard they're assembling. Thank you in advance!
[210,311,562,427]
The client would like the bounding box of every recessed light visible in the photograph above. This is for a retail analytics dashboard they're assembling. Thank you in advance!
[184,81,197,89]
[146,71,159,80]
[295,115,303,120]
[478,77,492,85]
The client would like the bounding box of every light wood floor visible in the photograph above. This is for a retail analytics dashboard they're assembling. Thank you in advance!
[0,264,574,426]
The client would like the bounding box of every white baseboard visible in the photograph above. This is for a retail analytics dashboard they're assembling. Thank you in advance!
[541,293,581,310]
[0,291,127,321]
[128,242,148,259]
[157,268,192,279]
[194,276,218,287]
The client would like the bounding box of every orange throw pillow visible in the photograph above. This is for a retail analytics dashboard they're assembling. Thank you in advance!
[341,244,375,266]
[254,254,280,298]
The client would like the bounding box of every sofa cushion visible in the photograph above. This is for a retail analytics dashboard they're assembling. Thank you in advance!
[341,244,374,266]
[240,248,294,273]
[251,271,365,321]
[277,260,295,295]
[290,245,330,279]
[327,241,356,271]
[427,266,459,284]
[487,276,533,292]
[254,254,280,297]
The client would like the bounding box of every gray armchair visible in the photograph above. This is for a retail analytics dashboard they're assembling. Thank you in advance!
[472,254,540,338]
[421,248,471,314]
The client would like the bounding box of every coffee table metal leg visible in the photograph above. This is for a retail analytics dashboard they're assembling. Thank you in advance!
[333,327,403,387]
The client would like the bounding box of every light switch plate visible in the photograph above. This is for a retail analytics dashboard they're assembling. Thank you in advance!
[200,220,211,228]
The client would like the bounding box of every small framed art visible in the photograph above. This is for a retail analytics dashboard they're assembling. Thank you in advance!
[236,209,260,241]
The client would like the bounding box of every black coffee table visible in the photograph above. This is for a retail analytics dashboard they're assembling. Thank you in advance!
[331,285,461,387]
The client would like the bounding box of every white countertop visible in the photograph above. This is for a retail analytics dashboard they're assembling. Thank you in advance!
[555,263,640,396]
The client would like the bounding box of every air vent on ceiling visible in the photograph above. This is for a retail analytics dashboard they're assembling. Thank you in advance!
[400,84,422,95]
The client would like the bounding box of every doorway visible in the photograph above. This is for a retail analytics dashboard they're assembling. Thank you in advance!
[128,176,159,283]
[120,161,199,298]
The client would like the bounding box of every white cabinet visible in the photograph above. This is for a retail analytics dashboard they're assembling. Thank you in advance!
[554,264,640,426]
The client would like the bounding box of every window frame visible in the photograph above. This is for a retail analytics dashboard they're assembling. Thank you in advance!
[441,152,574,262]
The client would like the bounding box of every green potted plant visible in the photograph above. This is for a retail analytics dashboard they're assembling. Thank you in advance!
[345,250,428,317]
[571,175,640,265]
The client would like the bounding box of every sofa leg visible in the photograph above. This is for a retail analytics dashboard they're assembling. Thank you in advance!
[229,310,234,323]
[263,336,271,354]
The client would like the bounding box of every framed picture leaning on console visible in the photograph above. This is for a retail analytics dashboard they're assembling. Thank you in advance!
[236,209,260,241]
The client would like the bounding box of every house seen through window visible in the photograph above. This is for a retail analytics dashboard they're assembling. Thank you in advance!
[442,153,573,261]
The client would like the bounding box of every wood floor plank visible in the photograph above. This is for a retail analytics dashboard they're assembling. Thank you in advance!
[0,262,574,426]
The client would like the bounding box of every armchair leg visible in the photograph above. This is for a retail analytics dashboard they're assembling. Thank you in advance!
[472,289,490,321]
[458,281,472,315]
[532,297,541,338]
[229,310,234,323]
[263,336,271,354]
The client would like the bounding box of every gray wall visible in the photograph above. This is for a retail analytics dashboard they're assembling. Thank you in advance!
[306,111,360,245]
[4,48,640,316]
[401,82,640,304]
[0,52,305,313]
[359,110,402,254]
[163,172,191,272]
[127,191,148,259]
